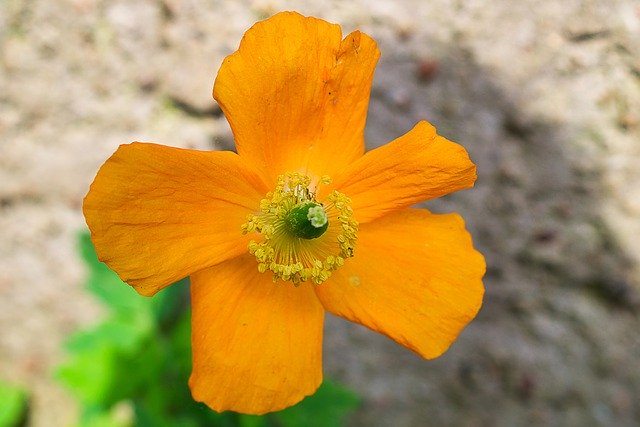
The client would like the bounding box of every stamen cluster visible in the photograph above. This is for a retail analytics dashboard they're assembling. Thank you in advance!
[241,172,358,285]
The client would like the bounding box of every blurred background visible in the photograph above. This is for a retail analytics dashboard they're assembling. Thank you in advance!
[1,0,640,425]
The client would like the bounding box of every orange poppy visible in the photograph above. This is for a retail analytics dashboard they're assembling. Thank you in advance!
[83,11,485,415]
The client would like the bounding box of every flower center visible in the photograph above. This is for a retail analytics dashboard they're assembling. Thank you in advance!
[241,172,358,285]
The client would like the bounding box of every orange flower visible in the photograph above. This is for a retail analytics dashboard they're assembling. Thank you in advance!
[83,12,485,415]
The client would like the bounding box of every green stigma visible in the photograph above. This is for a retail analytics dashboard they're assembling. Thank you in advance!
[285,202,328,239]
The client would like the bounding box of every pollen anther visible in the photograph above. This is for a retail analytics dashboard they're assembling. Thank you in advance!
[242,172,358,285]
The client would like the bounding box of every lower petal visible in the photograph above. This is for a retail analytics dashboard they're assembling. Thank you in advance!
[315,209,485,359]
[83,143,267,296]
[189,255,325,414]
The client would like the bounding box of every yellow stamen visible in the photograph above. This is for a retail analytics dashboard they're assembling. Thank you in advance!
[241,172,358,285]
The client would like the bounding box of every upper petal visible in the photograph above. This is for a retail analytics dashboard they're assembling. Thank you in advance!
[214,11,380,184]
[189,254,324,414]
[315,208,485,359]
[83,143,267,296]
[330,121,477,224]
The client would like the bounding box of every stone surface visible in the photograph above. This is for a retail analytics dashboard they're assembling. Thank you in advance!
[1,0,639,425]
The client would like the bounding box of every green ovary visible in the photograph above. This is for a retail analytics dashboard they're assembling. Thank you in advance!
[285,202,328,239]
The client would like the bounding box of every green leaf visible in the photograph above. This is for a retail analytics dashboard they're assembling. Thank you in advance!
[0,380,28,427]
[64,314,152,354]
[57,344,118,405]
[56,313,157,406]
[237,414,269,427]
[148,278,190,328]
[273,381,360,427]
[79,402,135,427]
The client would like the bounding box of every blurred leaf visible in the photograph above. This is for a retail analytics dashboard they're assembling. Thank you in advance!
[273,381,360,427]
[0,380,28,427]
[78,401,136,427]
[64,314,152,354]
[237,414,268,427]
[57,343,118,405]
[56,311,158,406]
[148,277,190,328]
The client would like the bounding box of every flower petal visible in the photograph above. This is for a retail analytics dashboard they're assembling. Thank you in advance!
[315,208,485,359]
[330,121,476,224]
[189,254,324,414]
[214,11,380,183]
[83,143,267,296]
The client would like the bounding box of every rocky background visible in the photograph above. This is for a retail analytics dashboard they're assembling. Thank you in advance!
[1,0,640,425]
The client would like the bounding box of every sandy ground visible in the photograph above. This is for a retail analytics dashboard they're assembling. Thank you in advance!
[1,0,640,426]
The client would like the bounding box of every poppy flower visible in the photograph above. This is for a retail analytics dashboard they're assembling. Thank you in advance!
[83,11,485,415]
